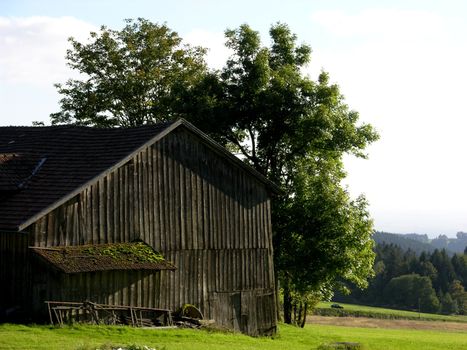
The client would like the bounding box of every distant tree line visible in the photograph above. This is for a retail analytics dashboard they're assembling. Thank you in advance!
[374,231,467,254]
[335,244,467,315]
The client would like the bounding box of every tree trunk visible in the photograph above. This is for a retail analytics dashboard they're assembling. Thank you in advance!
[293,302,297,324]
[300,302,308,328]
[283,278,292,324]
[297,301,303,325]
[275,272,282,321]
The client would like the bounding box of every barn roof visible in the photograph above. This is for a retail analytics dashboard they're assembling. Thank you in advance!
[30,241,176,274]
[0,119,279,231]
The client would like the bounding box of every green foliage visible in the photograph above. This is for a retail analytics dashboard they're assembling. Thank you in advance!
[384,274,439,313]
[51,18,207,127]
[449,280,467,314]
[440,292,458,315]
[82,242,165,263]
[336,245,467,315]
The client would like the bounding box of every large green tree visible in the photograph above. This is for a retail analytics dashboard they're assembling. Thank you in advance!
[51,18,207,126]
[179,23,378,324]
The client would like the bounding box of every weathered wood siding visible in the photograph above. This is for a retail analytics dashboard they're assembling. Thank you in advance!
[27,127,276,335]
[0,231,31,310]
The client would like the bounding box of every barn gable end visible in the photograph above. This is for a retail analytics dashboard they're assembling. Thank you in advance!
[0,120,277,336]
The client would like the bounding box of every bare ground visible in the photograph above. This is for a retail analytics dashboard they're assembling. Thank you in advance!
[307,315,467,331]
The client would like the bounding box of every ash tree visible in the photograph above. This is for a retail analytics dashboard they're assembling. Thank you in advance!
[51,18,207,126]
[51,19,379,325]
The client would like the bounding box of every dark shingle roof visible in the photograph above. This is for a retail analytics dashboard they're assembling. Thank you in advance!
[0,153,46,191]
[0,119,280,232]
[0,123,173,231]
[30,241,176,273]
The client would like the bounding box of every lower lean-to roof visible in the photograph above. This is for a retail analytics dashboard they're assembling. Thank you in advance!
[30,241,176,274]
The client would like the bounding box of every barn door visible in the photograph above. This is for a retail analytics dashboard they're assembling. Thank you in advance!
[208,291,258,335]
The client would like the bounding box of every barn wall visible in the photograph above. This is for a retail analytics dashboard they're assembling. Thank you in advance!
[33,269,159,309]
[0,231,31,311]
[29,127,276,335]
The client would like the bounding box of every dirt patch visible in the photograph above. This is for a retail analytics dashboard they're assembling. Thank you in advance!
[307,316,467,332]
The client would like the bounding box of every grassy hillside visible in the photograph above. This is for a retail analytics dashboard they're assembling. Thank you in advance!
[1,323,467,350]
[315,302,467,323]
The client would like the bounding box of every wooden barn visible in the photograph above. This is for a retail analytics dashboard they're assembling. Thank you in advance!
[0,119,278,335]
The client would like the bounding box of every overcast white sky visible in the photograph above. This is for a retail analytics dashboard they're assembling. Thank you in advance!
[1,0,467,237]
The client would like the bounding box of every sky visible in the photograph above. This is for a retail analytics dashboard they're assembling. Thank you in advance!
[1,0,467,237]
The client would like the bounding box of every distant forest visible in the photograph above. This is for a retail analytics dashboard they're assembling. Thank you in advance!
[335,232,467,315]
[373,231,467,254]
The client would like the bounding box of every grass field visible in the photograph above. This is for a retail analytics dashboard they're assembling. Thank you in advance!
[0,322,467,350]
[315,302,467,323]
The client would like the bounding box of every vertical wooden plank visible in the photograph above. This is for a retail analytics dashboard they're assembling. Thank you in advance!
[234,168,241,249]
[67,203,73,245]
[142,150,150,243]
[162,140,170,252]
[254,186,260,249]
[201,174,209,250]
[183,166,191,251]
[242,173,248,250]
[103,173,115,243]
[169,137,177,252]
[215,250,220,292]
[114,170,120,244]
[140,152,146,239]
[225,183,232,249]
[133,156,140,240]
[45,211,53,247]
[247,181,253,250]
[173,137,181,251]
[154,273,160,308]
[84,187,91,244]
[91,181,99,244]
[117,167,122,243]
[202,250,208,314]
[79,191,86,245]
[152,144,161,251]
[194,251,200,308]
[260,198,265,250]
[125,163,132,242]
[220,160,226,250]
[212,182,219,249]
[106,173,114,243]
[147,147,154,248]
[190,164,197,251]
[137,271,142,307]
[196,160,203,250]
[98,178,106,244]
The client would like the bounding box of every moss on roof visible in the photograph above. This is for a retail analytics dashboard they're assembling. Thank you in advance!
[31,241,176,274]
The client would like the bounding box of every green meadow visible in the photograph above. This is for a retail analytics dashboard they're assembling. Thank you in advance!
[1,322,466,350]
[315,302,467,323]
